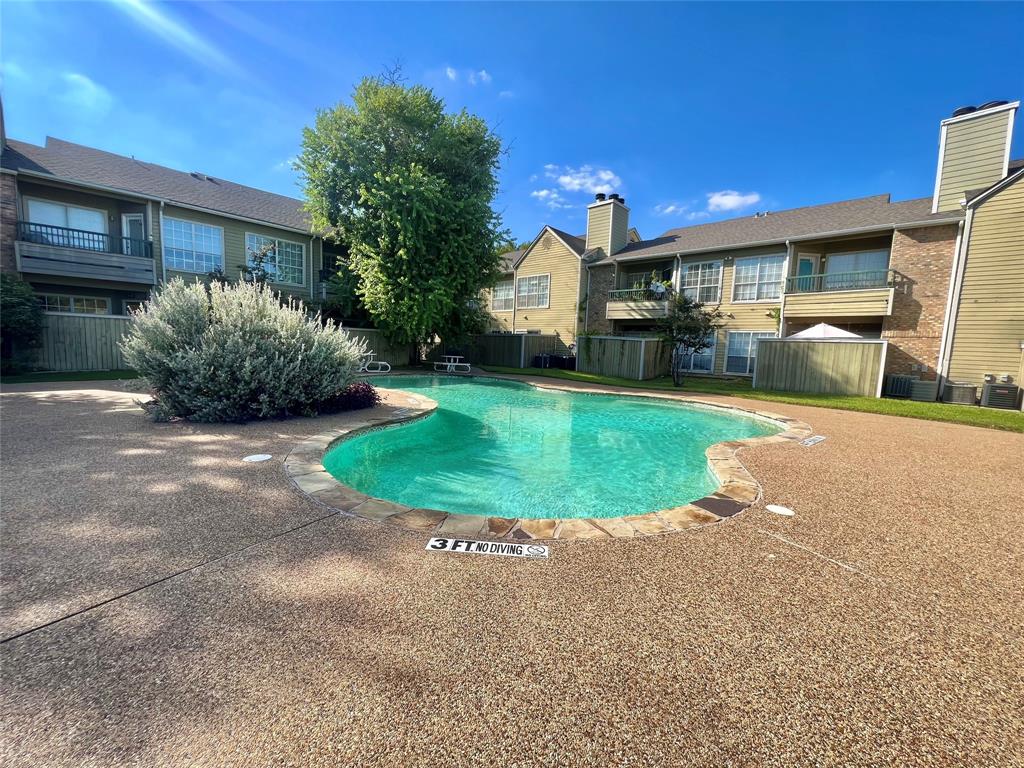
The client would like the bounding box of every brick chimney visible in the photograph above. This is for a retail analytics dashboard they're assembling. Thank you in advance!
[585,193,630,257]
[932,100,1018,213]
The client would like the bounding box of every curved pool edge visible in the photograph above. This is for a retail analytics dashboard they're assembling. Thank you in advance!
[284,375,814,542]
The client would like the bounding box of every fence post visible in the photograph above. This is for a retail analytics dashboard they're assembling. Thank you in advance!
[638,338,646,381]
[519,335,526,369]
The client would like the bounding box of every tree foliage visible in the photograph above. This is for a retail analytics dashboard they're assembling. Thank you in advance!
[297,74,506,345]
[0,274,45,373]
[657,294,725,386]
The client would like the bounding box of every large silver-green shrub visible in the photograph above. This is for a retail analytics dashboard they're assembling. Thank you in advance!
[121,279,367,422]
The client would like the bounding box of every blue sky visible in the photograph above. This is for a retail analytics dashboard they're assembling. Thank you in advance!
[2,1,1022,242]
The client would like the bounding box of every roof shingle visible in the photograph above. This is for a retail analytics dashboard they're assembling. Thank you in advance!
[2,137,311,232]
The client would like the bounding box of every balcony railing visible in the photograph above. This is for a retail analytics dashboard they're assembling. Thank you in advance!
[608,287,672,302]
[785,269,898,294]
[17,222,152,259]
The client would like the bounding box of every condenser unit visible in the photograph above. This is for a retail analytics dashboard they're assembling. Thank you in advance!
[980,383,1022,410]
[883,374,916,398]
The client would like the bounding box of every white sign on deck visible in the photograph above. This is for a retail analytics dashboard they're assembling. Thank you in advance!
[800,435,827,447]
[426,537,549,559]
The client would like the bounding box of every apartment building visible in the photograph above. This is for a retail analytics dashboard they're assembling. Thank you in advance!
[0,132,343,317]
[490,100,1021,385]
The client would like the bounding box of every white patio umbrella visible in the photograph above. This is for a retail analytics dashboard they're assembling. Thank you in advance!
[787,323,862,339]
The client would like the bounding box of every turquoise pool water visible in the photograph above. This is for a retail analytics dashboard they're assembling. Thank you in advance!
[323,376,780,519]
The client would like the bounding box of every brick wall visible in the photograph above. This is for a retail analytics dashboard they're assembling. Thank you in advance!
[0,172,17,272]
[881,224,958,379]
[583,263,614,335]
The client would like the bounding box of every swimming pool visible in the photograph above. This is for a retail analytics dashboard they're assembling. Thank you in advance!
[322,376,781,520]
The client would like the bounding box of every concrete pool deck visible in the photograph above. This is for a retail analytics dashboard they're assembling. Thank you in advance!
[1,378,1023,766]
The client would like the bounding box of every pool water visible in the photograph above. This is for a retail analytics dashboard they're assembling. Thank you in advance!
[323,376,780,519]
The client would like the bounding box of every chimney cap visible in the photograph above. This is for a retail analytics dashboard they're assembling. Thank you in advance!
[594,193,606,201]
[977,100,1009,111]
[609,193,621,202]
[951,105,977,118]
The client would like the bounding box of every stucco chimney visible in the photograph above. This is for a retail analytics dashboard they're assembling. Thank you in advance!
[585,193,630,256]
[932,100,1018,213]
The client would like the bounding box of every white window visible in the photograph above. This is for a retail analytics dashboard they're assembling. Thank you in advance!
[726,331,776,375]
[491,279,514,311]
[516,274,550,309]
[680,261,723,303]
[38,294,110,315]
[163,217,223,273]
[245,233,305,285]
[824,249,890,290]
[732,255,785,302]
[26,199,107,250]
[676,332,717,373]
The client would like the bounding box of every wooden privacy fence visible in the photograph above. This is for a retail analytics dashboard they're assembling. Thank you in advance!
[464,333,563,368]
[33,312,133,372]
[575,336,671,381]
[753,339,888,397]
[343,327,412,367]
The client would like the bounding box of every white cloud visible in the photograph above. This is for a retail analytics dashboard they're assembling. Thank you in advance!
[498,90,515,99]
[654,203,687,216]
[445,66,457,81]
[56,73,114,119]
[478,69,492,84]
[706,190,761,212]
[530,188,571,210]
[447,67,493,86]
[545,164,621,195]
[108,0,241,77]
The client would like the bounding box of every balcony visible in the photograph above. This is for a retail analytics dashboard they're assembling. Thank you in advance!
[783,269,901,318]
[605,287,671,320]
[15,222,156,285]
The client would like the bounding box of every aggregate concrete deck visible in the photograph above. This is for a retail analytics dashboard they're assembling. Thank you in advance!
[1,379,1022,767]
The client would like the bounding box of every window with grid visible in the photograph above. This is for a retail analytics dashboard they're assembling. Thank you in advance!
[38,294,110,315]
[680,261,723,303]
[163,218,223,273]
[246,233,305,285]
[491,279,514,311]
[516,274,550,309]
[677,332,717,373]
[732,255,785,301]
[725,331,776,375]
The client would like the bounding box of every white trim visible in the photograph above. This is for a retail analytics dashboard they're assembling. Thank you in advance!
[677,259,724,304]
[244,231,306,287]
[876,340,889,398]
[964,166,1024,209]
[731,253,786,303]
[515,272,551,310]
[158,201,167,283]
[490,277,515,312]
[1003,108,1015,177]
[120,212,145,255]
[937,215,972,383]
[162,215,225,274]
[932,122,948,214]
[938,100,1019,127]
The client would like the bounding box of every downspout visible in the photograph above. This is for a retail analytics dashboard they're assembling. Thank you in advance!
[935,217,968,387]
[158,200,167,284]
[309,235,315,300]
[780,239,792,337]
[584,264,592,334]
[510,267,518,334]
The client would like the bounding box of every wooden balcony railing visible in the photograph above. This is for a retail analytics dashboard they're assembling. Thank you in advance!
[608,287,672,302]
[18,222,153,259]
[785,269,899,294]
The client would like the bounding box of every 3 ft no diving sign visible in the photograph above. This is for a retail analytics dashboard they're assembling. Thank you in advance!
[426,537,549,559]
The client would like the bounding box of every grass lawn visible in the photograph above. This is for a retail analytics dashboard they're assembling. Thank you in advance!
[1,369,139,384]
[479,365,1024,433]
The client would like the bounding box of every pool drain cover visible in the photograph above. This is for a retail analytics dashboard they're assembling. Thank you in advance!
[243,454,272,463]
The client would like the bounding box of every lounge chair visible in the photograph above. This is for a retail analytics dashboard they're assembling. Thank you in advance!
[359,352,391,374]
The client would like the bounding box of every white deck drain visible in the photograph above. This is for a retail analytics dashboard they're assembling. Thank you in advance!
[243,454,272,463]
[766,504,795,517]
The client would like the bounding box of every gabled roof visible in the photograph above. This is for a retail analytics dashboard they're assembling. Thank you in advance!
[2,137,311,232]
[546,226,586,256]
[964,158,1024,205]
[499,248,527,273]
[594,194,962,263]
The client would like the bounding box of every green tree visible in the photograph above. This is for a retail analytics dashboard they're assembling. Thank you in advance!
[0,274,45,373]
[297,73,506,345]
[658,295,725,387]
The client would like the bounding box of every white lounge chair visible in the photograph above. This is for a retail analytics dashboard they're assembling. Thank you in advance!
[359,351,391,374]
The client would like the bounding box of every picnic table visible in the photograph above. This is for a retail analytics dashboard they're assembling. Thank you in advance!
[434,354,471,374]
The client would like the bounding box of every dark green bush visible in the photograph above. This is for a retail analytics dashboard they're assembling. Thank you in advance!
[0,274,44,373]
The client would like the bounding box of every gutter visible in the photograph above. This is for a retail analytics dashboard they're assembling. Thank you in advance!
[158,200,167,284]
[935,216,970,386]
[608,218,963,264]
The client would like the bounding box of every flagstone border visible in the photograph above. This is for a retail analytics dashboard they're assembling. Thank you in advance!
[285,376,813,541]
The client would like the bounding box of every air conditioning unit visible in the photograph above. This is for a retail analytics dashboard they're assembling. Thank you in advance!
[980,383,1022,410]
[942,382,977,405]
[910,380,939,402]
[884,374,916,398]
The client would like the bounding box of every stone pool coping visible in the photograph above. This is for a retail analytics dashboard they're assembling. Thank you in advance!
[284,375,814,541]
